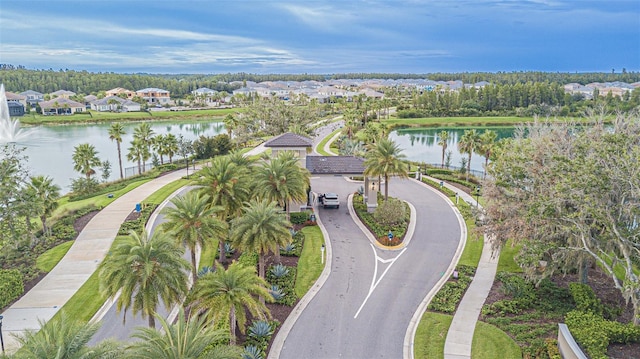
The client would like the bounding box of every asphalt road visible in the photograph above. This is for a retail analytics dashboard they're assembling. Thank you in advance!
[89,186,193,344]
[278,176,461,359]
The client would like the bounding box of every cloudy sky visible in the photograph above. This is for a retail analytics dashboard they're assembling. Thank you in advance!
[1,0,638,74]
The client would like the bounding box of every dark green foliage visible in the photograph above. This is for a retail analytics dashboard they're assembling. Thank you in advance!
[565,310,640,359]
[353,193,410,241]
[238,251,258,268]
[280,231,303,257]
[569,282,604,316]
[289,211,312,225]
[0,269,24,310]
[69,177,100,196]
[269,285,285,301]
[266,264,297,306]
[427,265,475,313]
[51,223,76,242]
[193,134,234,160]
[155,163,177,172]
[117,204,157,235]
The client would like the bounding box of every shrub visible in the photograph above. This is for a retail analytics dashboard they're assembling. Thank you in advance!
[565,310,640,359]
[51,223,76,242]
[290,211,312,225]
[242,345,264,359]
[569,282,604,316]
[270,264,290,278]
[269,285,285,301]
[0,269,24,310]
[373,198,406,227]
[238,251,258,268]
[428,265,475,313]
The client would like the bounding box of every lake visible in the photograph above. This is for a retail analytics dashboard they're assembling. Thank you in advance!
[15,120,225,192]
[389,126,515,173]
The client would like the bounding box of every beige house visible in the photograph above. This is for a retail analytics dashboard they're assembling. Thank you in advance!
[136,87,171,104]
[39,98,85,115]
[49,90,76,99]
[105,87,135,99]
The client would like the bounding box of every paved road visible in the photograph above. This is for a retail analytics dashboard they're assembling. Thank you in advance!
[88,186,194,344]
[278,176,462,358]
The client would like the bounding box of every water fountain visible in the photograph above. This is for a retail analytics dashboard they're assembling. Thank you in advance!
[0,84,37,142]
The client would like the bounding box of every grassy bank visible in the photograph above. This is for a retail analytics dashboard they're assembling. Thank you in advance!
[381,115,589,128]
[19,108,239,126]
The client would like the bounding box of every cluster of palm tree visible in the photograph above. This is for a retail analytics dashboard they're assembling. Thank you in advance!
[436,129,499,180]
[49,150,311,356]
[108,122,180,178]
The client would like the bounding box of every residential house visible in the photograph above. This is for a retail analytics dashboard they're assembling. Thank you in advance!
[7,102,25,117]
[91,96,141,112]
[192,87,218,103]
[136,87,170,105]
[84,95,98,109]
[5,91,28,108]
[19,90,44,106]
[49,90,76,99]
[39,98,85,115]
[105,87,135,99]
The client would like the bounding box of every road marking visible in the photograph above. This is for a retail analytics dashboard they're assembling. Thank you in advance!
[354,243,407,318]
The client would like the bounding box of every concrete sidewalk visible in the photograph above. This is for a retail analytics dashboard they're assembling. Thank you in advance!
[0,167,195,352]
[423,176,500,359]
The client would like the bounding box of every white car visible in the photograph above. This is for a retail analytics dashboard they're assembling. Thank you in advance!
[320,193,339,208]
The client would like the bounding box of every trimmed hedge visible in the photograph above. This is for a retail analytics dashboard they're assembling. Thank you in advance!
[266,264,297,306]
[290,211,312,225]
[427,265,475,313]
[0,269,24,310]
[565,310,640,359]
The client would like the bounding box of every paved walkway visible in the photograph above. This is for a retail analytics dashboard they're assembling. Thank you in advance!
[421,176,501,359]
[0,167,196,352]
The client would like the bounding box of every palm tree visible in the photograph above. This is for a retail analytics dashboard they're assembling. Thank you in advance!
[189,261,272,345]
[98,230,190,328]
[108,123,126,179]
[478,130,498,178]
[363,138,409,201]
[162,191,228,284]
[151,134,167,165]
[437,130,449,168]
[458,129,481,181]
[133,122,155,154]
[164,133,179,163]
[72,143,101,179]
[14,311,122,359]
[197,155,251,263]
[231,199,292,280]
[127,139,150,175]
[254,151,310,221]
[26,175,61,236]
[128,308,241,359]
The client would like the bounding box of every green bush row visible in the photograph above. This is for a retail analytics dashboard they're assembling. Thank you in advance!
[117,204,158,236]
[565,310,640,359]
[0,269,24,310]
[266,264,298,306]
[427,265,475,313]
[290,211,312,225]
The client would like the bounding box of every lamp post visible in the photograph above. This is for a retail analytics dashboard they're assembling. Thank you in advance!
[0,314,5,353]
[475,186,480,207]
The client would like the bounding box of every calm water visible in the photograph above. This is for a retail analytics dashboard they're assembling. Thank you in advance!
[14,120,225,192]
[389,126,514,172]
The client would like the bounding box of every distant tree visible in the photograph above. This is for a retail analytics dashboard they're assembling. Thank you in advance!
[437,130,449,168]
[457,129,481,181]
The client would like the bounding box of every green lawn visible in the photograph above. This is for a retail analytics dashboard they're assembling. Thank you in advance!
[143,178,190,205]
[414,312,453,358]
[457,216,484,268]
[497,240,523,273]
[472,321,523,359]
[382,116,588,128]
[198,241,218,270]
[20,108,240,125]
[295,225,325,297]
[315,128,341,156]
[36,241,74,273]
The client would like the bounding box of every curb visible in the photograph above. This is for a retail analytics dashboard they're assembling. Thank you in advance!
[403,177,468,359]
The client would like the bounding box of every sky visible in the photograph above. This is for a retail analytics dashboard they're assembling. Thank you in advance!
[0,0,638,75]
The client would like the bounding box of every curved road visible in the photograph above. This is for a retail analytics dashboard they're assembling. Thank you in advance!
[278,176,462,358]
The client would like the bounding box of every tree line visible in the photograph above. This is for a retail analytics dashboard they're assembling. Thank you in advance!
[2,66,639,98]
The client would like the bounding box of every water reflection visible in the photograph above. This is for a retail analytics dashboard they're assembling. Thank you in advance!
[20,120,225,192]
[390,126,514,172]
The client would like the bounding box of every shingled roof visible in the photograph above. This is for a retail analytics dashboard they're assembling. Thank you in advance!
[306,156,365,175]
[264,132,313,148]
